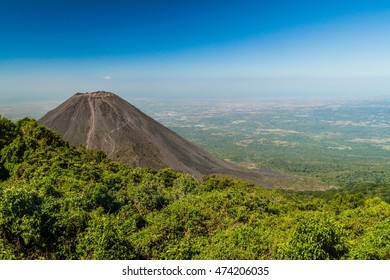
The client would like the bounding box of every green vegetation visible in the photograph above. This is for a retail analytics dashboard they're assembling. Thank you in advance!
[0,116,389,259]
[137,99,390,202]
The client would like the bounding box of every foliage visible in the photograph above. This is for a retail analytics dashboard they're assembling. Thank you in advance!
[280,215,347,260]
[0,117,389,259]
[348,218,390,259]
[0,116,17,150]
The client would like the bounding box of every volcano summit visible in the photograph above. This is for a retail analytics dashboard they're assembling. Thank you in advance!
[38,91,290,186]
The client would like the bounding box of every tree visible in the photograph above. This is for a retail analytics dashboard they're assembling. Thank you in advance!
[281,214,347,260]
[0,116,17,150]
[349,219,390,259]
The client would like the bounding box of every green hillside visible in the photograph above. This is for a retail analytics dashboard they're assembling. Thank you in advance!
[0,116,389,260]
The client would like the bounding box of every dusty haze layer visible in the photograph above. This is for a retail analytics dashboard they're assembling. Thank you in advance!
[38,91,292,186]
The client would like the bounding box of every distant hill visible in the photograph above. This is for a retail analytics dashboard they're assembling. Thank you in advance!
[38,91,292,187]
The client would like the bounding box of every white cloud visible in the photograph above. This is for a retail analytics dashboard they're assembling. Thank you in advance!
[103,75,112,80]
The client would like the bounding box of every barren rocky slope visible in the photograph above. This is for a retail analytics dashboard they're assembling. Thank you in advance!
[38,91,292,186]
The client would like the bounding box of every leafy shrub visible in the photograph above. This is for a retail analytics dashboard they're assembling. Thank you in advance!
[349,218,390,259]
[280,214,348,260]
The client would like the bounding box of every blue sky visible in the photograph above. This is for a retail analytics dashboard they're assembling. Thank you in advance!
[1,0,390,101]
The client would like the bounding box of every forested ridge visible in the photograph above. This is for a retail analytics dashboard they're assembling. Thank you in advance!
[0,116,389,259]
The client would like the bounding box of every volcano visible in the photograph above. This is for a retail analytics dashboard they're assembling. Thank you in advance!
[38,91,291,186]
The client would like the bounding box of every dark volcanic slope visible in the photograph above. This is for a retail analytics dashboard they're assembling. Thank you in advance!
[38,91,291,186]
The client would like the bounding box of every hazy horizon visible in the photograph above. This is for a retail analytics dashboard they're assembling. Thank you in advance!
[1,1,390,102]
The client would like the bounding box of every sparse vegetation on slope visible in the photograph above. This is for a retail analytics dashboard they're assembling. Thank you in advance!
[0,116,389,260]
